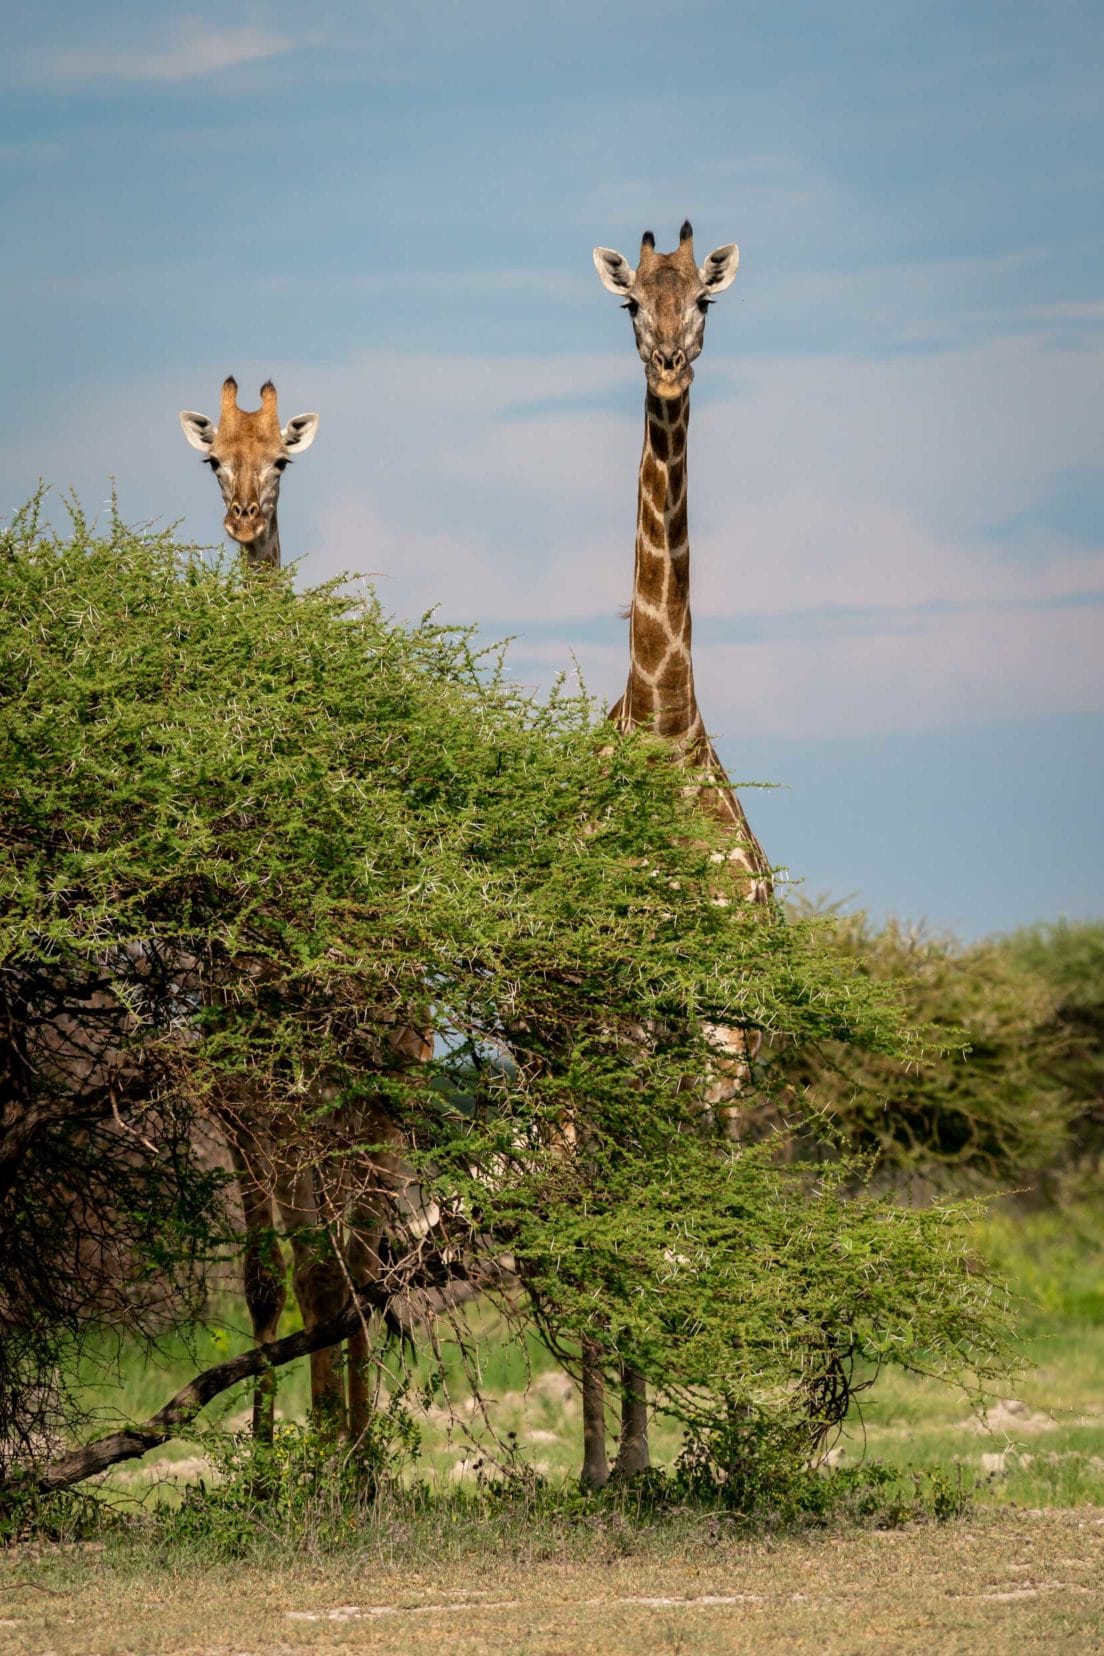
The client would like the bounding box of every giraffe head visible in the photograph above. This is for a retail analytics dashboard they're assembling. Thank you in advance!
[593,221,740,400]
[178,378,319,554]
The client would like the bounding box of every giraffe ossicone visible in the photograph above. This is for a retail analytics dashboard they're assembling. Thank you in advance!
[179,376,319,569]
[593,220,739,401]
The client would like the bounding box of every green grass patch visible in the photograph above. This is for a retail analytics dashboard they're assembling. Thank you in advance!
[835,1200,1104,1508]
[51,1201,1104,1518]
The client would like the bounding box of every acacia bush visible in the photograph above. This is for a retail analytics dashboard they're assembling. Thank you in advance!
[0,498,1014,1489]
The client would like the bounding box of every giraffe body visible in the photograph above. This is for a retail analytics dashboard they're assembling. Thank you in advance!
[179,381,417,1441]
[586,224,774,1485]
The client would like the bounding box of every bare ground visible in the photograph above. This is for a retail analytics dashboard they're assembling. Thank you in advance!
[2,1507,1103,1655]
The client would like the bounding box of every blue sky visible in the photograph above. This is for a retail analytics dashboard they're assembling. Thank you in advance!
[3,1,1102,936]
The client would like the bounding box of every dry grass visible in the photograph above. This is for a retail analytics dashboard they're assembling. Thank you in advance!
[2,1507,1103,1654]
[11,1205,1098,1652]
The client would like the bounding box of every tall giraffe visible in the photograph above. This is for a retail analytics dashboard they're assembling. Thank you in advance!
[179,378,414,1441]
[584,222,773,1486]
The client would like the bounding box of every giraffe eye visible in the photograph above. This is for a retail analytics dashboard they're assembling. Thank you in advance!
[697,296,713,315]
[622,299,639,318]
[205,456,221,471]
[274,457,289,472]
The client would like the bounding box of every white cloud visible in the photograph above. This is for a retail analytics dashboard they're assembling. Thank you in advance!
[503,603,1104,742]
[20,22,300,87]
[305,333,1104,739]
[7,328,1103,744]
[693,606,1104,741]
[1017,300,1104,324]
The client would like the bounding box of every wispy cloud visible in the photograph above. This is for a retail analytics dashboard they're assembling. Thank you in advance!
[1016,300,1104,324]
[7,330,1103,745]
[20,21,302,87]
[507,602,1104,742]
[252,269,593,305]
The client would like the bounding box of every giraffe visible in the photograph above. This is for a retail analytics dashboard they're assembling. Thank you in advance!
[178,377,414,1442]
[179,376,318,571]
[584,221,773,1487]
[179,375,351,1434]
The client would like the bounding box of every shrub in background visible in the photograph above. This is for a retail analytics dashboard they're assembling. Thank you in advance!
[1011,920,1104,1176]
[775,906,1078,1187]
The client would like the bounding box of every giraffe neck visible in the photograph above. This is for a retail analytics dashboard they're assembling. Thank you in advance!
[617,389,703,753]
[613,388,773,897]
[241,514,281,571]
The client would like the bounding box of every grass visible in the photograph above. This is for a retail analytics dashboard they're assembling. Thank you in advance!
[4,1201,1102,1653]
[2,1507,1103,1653]
[69,1200,1104,1512]
[832,1203,1104,1509]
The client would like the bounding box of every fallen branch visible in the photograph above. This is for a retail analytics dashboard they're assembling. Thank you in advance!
[27,1273,455,1494]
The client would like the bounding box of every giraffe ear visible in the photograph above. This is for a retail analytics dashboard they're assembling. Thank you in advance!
[282,412,319,453]
[593,247,636,295]
[179,411,216,452]
[699,244,740,293]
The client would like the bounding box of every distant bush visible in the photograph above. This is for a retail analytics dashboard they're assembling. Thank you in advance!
[1010,921,1104,1174]
[162,1409,421,1559]
[775,907,1079,1187]
[673,1406,971,1526]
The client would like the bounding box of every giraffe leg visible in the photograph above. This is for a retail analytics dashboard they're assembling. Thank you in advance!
[346,1324,372,1442]
[225,1133,286,1444]
[278,1163,349,1435]
[612,1366,650,1479]
[580,1340,610,1490]
[344,1191,381,1444]
[341,1037,428,1442]
[305,1299,348,1430]
[345,1103,406,1442]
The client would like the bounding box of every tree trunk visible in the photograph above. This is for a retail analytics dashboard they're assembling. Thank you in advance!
[612,1365,650,1479]
[579,1340,610,1489]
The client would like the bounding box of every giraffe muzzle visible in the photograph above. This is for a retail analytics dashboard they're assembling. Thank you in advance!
[225,501,264,543]
[648,347,693,398]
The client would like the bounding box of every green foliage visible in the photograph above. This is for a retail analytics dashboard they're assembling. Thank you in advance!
[0,498,1017,1483]
[162,1410,421,1559]
[673,1410,970,1526]
[0,1479,115,1549]
[0,495,908,1103]
[1010,920,1104,1170]
[777,908,1077,1184]
[434,1122,1015,1449]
